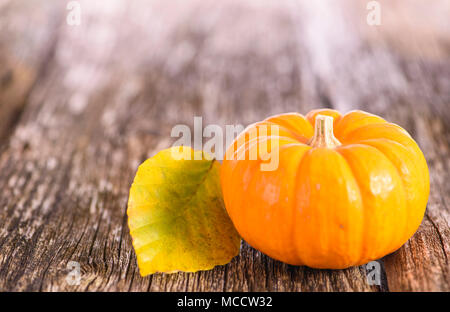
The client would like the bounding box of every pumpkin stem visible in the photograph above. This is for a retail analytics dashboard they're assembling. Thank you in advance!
[308,115,342,148]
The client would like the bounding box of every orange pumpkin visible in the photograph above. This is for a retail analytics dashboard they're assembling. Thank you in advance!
[220,109,429,268]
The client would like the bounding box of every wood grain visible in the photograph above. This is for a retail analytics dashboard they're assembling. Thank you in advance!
[0,0,448,291]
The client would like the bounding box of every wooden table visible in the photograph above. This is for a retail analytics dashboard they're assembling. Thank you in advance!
[0,0,448,291]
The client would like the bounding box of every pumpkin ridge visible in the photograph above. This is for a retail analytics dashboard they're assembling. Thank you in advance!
[341,122,429,183]
[334,146,367,264]
[237,156,267,252]
[255,143,311,264]
[340,110,385,122]
[335,111,386,140]
[354,138,426,251]
[263,119,312,143]
[291,145,313,265]
[332,114,344,128]
[361,142,410,254]
[238,141,309,257]
[340,122,411,146]
[228,150,263,236]
[337,143,408,260]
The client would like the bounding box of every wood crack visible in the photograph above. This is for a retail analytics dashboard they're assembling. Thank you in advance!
[425,213,448,262]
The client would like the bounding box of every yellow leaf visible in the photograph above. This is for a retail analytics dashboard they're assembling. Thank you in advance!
[127,146,241,276]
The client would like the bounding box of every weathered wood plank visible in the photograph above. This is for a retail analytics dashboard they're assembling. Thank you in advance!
[0,0,63,143]
[0,0,448,292]
[0,0,380,292]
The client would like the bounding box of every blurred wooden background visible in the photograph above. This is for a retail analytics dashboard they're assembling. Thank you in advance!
[0,0,448,291]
